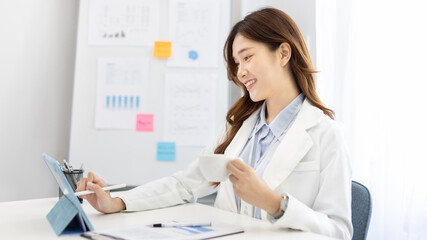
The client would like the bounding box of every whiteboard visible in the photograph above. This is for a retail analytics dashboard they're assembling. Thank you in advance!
[69,0,231,185]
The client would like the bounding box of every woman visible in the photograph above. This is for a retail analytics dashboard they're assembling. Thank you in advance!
[77,8,352,239]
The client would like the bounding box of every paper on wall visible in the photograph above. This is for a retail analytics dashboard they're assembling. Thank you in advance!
[95,57,149,129]
[164,74,216,146]
[88,0,160,46]
[167,0,220,67]
[153,41,172,58]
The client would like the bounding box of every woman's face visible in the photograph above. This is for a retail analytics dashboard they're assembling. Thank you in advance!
[232,34,289,103]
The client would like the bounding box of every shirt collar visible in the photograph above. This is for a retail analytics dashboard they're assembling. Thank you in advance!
[255,93,305,139]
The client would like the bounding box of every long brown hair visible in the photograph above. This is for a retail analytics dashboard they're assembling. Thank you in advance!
[214,8,334,156]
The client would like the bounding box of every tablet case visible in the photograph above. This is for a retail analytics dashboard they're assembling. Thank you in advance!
[42,153,94,236]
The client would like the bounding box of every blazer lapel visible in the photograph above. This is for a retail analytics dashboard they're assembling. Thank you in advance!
[224,108,261,157]
[263,99,323,190]
[220,108,261,212]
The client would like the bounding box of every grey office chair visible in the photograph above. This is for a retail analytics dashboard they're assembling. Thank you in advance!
[351,181,372,240]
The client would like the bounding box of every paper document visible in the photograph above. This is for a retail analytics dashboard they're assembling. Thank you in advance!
[164,73,216,146]
[167,0,220,67]
[82,219,244,240]
[89,0,160,46]
[95,57,149,129]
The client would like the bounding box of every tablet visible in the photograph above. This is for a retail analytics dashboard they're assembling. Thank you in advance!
[42,153,94,235]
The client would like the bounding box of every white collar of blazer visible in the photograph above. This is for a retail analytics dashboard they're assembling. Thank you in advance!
[224,98,324,190]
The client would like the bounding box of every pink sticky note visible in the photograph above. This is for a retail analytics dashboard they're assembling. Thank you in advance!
[136,114,154,132]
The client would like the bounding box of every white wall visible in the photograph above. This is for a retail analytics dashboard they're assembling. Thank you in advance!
[0,0,79,201]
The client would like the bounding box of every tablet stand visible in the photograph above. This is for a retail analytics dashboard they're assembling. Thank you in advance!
[47,194,90,236]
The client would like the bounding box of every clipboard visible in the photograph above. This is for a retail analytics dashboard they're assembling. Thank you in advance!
[42,153,94,236]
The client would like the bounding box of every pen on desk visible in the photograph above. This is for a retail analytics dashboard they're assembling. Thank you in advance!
[75,183,127,197]
[152,221,212,228]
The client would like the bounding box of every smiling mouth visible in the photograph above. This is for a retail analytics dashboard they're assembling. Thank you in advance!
[244,79,256,88]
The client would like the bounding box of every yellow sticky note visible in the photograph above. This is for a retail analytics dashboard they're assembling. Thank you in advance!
[153,41,172,58]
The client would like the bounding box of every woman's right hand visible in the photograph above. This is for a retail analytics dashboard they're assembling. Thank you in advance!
[76,171,126,213]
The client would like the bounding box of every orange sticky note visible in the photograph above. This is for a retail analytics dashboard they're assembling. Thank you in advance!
[153,41,172,58]
[136,114,154,132]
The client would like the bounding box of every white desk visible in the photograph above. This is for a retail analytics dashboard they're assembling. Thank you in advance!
[0,198,336,239]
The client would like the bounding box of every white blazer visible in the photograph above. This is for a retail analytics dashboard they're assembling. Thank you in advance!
[119,99,353,239]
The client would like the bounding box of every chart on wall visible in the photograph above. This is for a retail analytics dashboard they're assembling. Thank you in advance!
[95,57,149,129]
[88,0,160,46]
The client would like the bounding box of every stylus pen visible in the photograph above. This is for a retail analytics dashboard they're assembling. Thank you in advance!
[152,221,211,228]
[75,183,127,197]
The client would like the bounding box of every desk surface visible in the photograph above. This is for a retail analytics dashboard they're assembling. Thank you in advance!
[0,197,336,239]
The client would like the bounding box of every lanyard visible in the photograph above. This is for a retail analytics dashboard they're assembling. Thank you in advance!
[248,100,303,170]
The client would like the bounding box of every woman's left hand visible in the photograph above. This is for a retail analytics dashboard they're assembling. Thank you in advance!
[227,158,282,214]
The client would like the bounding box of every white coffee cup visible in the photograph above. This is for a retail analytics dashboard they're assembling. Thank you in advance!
[199,154,236,182]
